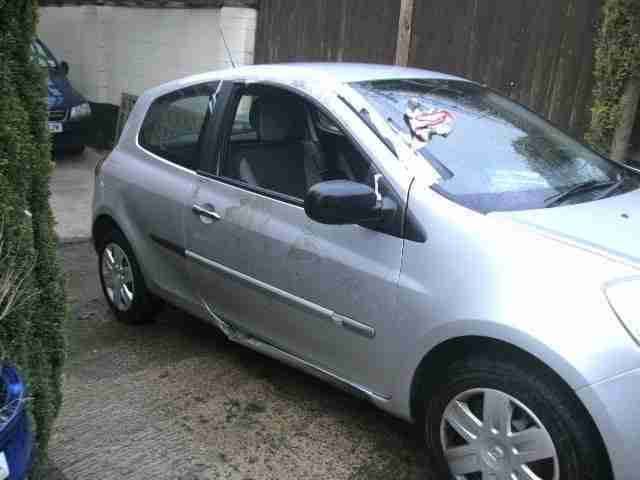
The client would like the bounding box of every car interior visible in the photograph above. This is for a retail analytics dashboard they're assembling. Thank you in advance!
[221,86,375,200]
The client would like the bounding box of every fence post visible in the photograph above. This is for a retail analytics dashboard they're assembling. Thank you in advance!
[395,0,415,66]
[610,76,640,163]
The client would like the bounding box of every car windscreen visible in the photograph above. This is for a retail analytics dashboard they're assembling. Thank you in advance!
[350,79,637,213]
[31,40,58,69]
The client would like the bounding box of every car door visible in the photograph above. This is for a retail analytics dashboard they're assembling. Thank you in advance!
[185,82,405,397]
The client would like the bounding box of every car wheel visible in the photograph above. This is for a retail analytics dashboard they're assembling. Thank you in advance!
[423,354,611,480]
[97,228,156,324]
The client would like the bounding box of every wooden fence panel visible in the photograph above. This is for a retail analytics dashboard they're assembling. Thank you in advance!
[255,0,602,134]
[409,0,603,135]
[255,0,400,64]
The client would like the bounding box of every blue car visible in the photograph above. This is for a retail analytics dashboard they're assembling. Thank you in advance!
[0,366,32,480]
[32,38,92,153]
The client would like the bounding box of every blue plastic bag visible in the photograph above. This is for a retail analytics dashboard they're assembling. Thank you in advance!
[0,366,33,480]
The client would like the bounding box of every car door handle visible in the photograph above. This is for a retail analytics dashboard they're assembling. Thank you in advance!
[192,204,221,222]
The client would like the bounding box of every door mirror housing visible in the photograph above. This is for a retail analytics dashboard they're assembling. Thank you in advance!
[59,61,69,76]
[305,180,383,225]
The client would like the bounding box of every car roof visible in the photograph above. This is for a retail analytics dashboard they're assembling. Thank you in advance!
[227,62,469,84]
[153,63,470,98]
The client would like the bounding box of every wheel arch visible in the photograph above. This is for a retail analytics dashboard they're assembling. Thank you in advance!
[92,212,148,281]
[408,335,613,477]
[92,211,144,264]
[409,336,571,422]
[92,213,123,252]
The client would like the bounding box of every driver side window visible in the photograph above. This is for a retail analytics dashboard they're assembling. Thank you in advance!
[218,86,376,202]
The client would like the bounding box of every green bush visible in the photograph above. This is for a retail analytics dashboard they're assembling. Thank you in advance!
[0,0,67,476]
[587,0,640,153]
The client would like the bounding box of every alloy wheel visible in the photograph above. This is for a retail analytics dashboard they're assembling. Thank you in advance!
[101,242,135,311]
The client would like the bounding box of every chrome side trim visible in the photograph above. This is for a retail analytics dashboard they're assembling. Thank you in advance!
[186,250,376,339]
[149,234,186,257]
[200,301,389,402]
[187,250,332,317]
[332,313,376,339]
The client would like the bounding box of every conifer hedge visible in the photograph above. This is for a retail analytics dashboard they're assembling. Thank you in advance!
[0,0,67,476]
[587,0,640,156]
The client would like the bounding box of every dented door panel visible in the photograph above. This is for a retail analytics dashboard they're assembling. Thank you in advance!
[186,177,403,397]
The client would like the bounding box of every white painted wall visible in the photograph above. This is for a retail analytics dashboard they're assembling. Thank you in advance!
[38,6,257,105]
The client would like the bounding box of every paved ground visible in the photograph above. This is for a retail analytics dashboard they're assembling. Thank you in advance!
[49,241,429,480]
[51,148,104,242]
[47,136,640,480]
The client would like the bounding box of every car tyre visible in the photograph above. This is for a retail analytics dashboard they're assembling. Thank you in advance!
[97,227,157,324]
[422,353,611,480]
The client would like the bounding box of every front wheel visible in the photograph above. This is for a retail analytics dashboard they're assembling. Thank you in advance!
[422,354,611,480]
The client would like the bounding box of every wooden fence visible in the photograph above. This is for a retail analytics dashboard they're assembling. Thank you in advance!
[255,0,400,64]
[255,0,603,136]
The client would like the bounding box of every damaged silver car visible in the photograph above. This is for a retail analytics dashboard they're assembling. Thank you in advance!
[93,63,640,480]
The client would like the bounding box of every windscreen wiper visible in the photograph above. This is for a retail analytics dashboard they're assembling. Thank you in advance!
[593,175,626,202]
[358,108,397,157]
[544,179,618,208]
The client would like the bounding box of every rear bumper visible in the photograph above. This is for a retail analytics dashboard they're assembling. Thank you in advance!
[578,367,640,480]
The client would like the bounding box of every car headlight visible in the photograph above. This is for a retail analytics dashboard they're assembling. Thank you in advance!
[69,102,91,120]
[604,277,640,343]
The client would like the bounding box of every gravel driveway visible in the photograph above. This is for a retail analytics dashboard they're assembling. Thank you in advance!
[49,241,429,480]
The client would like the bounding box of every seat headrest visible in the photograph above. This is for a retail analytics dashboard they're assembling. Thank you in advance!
[249,95,306,142]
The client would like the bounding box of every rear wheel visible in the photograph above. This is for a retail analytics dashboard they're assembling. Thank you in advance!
[422,354,611,480]
[97,228,156,324]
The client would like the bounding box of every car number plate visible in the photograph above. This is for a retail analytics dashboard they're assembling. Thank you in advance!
[48,122,63,133]
[0,451,9,480]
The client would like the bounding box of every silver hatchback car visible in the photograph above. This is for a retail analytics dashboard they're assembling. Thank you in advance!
[93,64,640,480]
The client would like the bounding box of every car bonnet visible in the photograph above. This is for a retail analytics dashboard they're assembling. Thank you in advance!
[490,188,640,268]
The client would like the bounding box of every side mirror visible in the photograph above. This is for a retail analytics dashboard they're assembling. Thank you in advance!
[60,61,69,76]
[305,180,382,225]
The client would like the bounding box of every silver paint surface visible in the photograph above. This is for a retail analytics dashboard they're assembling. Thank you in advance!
[93,63,640,480]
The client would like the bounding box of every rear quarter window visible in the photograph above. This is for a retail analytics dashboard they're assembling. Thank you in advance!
[139,82,218,170]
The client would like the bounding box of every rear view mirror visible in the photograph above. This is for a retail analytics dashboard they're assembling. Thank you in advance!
[60,61,69,76]
[305,180,382,225]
